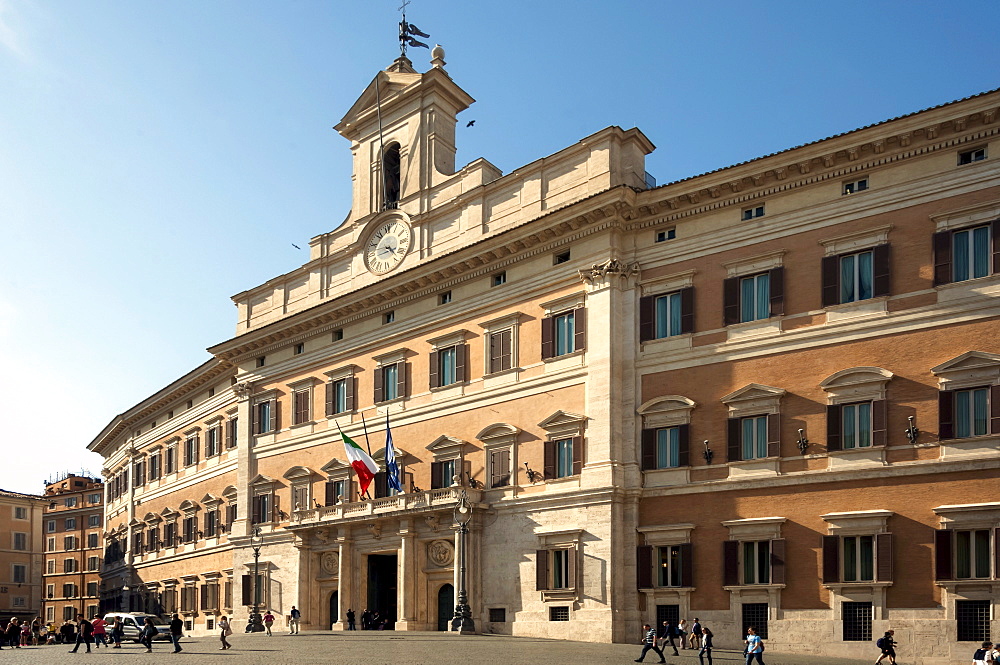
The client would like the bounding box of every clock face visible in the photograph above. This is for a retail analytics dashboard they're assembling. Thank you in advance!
[364,220,412,275]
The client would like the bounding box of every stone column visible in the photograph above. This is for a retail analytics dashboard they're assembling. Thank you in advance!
[336,528,353,630]
[233,381,255,540]
[397,518,416,629]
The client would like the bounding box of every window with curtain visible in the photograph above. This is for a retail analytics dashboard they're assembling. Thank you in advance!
[740,273,770,323]
[553,311,576,355]
[655,427,680,468]
[657,545,683,587]
[742,540,770,584]
[955,529,991,579]
[654,292,683,338]
[842,535,874,581]
[842,402,872,449]
[439,346,457,386]
[840,250,873,303]
[741,416,768,460]
[953,225,990,282]
[555,438,574,478]
[955,387,989,438]
[383,364,399,401]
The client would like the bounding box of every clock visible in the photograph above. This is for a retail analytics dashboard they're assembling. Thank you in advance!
[364,219,412,275]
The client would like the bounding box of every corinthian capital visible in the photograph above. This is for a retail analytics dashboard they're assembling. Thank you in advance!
[578,258,641,290]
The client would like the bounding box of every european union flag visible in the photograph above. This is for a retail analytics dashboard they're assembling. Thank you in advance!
[385,415,403,493]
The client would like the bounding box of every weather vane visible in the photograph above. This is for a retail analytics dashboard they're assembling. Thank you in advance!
[398,0,430,58]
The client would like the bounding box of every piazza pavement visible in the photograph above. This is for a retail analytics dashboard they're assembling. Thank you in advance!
[0,631,892,665]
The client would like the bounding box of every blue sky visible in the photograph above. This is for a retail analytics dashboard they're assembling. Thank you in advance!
[0,0,998,493]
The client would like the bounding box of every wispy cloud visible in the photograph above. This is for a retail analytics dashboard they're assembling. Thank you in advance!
[0,0,27,60]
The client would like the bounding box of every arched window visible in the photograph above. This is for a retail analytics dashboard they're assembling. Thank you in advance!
[382,143,401,210]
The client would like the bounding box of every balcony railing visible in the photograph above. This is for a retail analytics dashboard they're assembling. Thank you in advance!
[291,486,481,526]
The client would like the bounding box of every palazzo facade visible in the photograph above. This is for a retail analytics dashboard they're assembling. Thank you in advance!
[89,50,999,664]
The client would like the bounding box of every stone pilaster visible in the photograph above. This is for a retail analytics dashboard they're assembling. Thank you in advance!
[397,518,416,628]
[233,381,254,539]
[336,528,353,630]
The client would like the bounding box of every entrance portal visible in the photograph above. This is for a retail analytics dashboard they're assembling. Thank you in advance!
[366,554,398,629]
[437,584,454,631]
[329,591,339,628]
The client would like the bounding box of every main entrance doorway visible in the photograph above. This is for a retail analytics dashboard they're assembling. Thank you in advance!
[437,584,454,631]
[329,591,339,628]
[367,554,398,629]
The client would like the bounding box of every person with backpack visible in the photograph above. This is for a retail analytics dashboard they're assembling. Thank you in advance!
[68,615,93,653]
[875,629,897,664]
[744,626,766,665]
[972,641,993,665]
[658,620,680,656]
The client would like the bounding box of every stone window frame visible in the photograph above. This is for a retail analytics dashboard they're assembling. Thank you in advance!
[538,410,587,482]
[283,466,318,512]
[146,444,163,481]
[539,292,587,361]
[249,474,280,526]
[535,529,584,602]
[178,500,201,544]
[820,367,893,455]
[288,378,320,428]
[161,507,180,549]
[721,384,784,464]
[478,312,523,378]
[426,330,471,392]
[179,574,200,616]
[372,348,410,404]
[252,389,280,437]
[182,427,202,468]
[477,423,520,490]
[637,523,696,592]
[143,512,163,551]
[320,459,355,505]
[200,494,223,539]
[721,517,787,591]
[426,435,469,489]
[637,396,696,473]
[931,351,1000,443]
[819,510,894,620]
[323,365,357,418]
[932,502,1000,586]
[200,572,222,612]
[203,416,224,458]
[164,437,180,474]
[222,485,238,531]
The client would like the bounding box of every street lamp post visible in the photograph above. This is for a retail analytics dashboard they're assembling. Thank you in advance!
[249,527,265,632]
[451,489,475,634]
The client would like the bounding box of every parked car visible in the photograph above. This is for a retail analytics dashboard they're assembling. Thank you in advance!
[101,613,171,642]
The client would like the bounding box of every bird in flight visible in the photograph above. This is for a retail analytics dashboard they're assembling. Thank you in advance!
[466,120,475,127]
[291,243,301,250]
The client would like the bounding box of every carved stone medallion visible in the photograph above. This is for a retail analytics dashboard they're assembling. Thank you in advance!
[321,551,340,575]
[427,539,454,567]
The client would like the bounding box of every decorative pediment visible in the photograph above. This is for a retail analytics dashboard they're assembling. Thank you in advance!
[337,70,421,131]
[371,447,411,461]
[637,395,697,428]
[426,435,468,454]
[142,512,161,524]
[128,518,143,528]
[200,494,222,507]
[820,367,892,404]
[178,500,200,513]
[283,466,317,481]
[538,410,587,431]
[160,506,179,518]
[931,351,1000,389]
[720,384,784,417]
[476,423,521,446]
[249,474,277,488]
[221,485,238,500]
[321,458,352,474]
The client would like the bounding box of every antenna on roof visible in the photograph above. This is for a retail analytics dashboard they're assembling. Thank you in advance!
[398,0,430,59]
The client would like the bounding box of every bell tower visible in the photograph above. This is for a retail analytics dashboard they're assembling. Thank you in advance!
[334,47,474,224]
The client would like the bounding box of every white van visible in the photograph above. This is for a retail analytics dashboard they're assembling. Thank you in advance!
[101,613,171,642]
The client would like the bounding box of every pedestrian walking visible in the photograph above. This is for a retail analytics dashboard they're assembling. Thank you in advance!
[678,618,689,649]
[218,616,233,650]
[263,610,275,636]
[139,617,157,653]
[744,626,766,665]
[689,617,703,649]
[658,620,680,656]
[346,608,356,630]
[169,613,184,653]
[91,615,107,648]
[68,615,93,653]
[288,606,301,634]
[972,641,993,665]
[110,616,123,648]
[875,630,897,665]
[19,620,30,646]
[31,617,43,646]
[698,626,714,665]
[634,623,667,664]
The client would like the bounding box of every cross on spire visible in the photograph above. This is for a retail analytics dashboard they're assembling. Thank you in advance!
[398,1,430,58]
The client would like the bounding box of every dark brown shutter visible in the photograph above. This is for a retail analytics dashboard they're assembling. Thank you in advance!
[768,267,784,316]
[934,529,953,581]
[991,385,1000,434]
[543,440,556,479]
[932,230,952,286]
[325,482,336,506]
[766,413,780,458]
[572,436,583,476]
[826,404,842,451]
[640,429,656,470]
[490,451,501,487]
[373,472,387,499]
[270,398,279,432]
[325,381,334,417]
[994,529,1000,583]
[200,584,209,610]
[679,542,693,587]
[536,550,549,590]
[871,399,888,446]
[397,361,407,399]
[251,496,261,525]
[295,390,308,424]
[723,277,740,325]
[241,575,252,605]
[680,287,695,334]
[500,329,512,371]
[489,331,501,373]
[252,403,261,435]
[993,219,1000,274]
[430,462,443,490]
[540,316,554,359]
[345,377,355,412]
[227,417,237,448]
[938,390,954,440]
[566,547,577,588]
[374,366,384,403]
[573,307,587,352]
[822,535,840,583]
[456,343,468,383]
[876,533,893,582]
[723,540,739,587]
[873,244,891,297]
[639,295,655,341]
[636,545,653,588]
[727,417,741,462]
[678,424,690,467]
[272,493,279,522]
[428,350,439,389]
[499,449,510,486]
[821,255,840,307]
[770,538,786,585]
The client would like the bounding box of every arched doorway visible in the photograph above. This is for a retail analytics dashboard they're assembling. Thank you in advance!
[437,584,454,631]
[329,591,339,628]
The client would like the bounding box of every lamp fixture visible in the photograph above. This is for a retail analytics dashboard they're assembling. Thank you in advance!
[702,440,713,465]
[523,462,542,483]
[796,428,809,454]
[904,415,919,444]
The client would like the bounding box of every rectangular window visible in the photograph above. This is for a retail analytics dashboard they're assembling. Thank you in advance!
[553,251,571,265]
[843,177,869,195]
[382,364,399,401]
[87,556,100,571]
[293,389,310,425]
[742,541,770,585]
[330,379,348,414]
[656,604,680,625]
[842,535,874,582]
[488,329,513,374]
[841,402,872,449]
[64,536,76,550]
[654,292,683,338]
[383,311,395,324]
[87,581,98,597]
[205,510,218,537]
[13,533,26,550]
[65,518,76,530]
[63,583,76,598]
[148,454,161,480]
[953,225,991,282]
[655,228,676,243]
[47,537,55,551]
[47,520,55,533]
[955,529,991,579]
[742,205,765,221]
[555,438,574,478]
[293,342,304,355]
[12,564,26,583]
[956,600,991,642]
[206,426,221,456]
[489,608,507,623]
[14,506,27,519]
[164,522,176,547]
[491,271,507,287]
[62,606,74,621]
[439,459,457,488]
[257,401,273,434]
[490,449,511,488]
[741,416,768,460]
[958,147,987,165]
[332,329,344,341]
[839,250,874,303]
[553,311,576,356]
[741,602,769,639]
[955,387,989,438]
[184,436,199,466]
[64,497,77,507]
[87,533,98,548]
[439,291,452,305]
[657,545,683,587]
[46,607,54,622]
[256,356,266,367]
[88,493,101,504]
[165,447,176,473]
[549,606,570,621]
[46,560,55,574]
[88,514,100,527]
[655,427,680,469]
[740,273,770,323]
[551,549,570,589]
[842,602,872,641]
[439,346,457,386]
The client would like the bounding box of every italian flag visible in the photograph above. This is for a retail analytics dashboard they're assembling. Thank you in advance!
[341,430,377,496]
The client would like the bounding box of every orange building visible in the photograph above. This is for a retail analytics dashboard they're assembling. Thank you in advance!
[0,489,46,623]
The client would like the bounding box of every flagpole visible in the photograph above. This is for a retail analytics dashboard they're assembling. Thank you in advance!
[336,420,373,501]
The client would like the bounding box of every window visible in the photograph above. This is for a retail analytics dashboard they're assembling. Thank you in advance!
[840,250,875,303]
[553,311,575,356]
[549,606,570,621]
[46,560,55,574]
[742,205,765,221]
[164,522,177,547]
[724,268,783,326]
[742,541,771,584]
[47,520,55,533]
[14,506,27,519]
[653,427,681,469]
[13,533,26,550]
[555,438,574,478]
[47,537,55,551]
[293,388,311,425]
[62,606,74,621]
[741,416,769,461]
[87,533,98,548]
[955,529,991,579]
[146,527,159,551]
[133,459,145,487]
[12,564,26,583]
[251,493,273,525]
[657,545,684,587]
[741,603,769,639]
[205,509,218,537]
[293,342,304,355]
[489,449,510,488]
[439,291,452,305]
[89,493,101,503]
[488,328,513,374]
[553,251,570,265]
[934,222,997,286]
[740,273,770,322]
[256,356,266,367]
[956,600,990,642]
[655,228,676,243]
[206,425,222,456]
[325,479,348,505]
[955,387,989,438]
[226,416,238,448]
[63,583,76,598]
[182,517,198,543]
[432,459,457,489]
[841,535,874,582]
[550,549,570,589]
[376,362,406,403]
[64,497,77,507]
[65,518,76,530]
[332,329,344,341]
[184,434,200,466]
[656,604,680,626]
[64,535,76,550]
[87,556,100,571]
[841,402,872,449]
[148,453,161,480]
[253,399,278,435]
[842,602,872,641]
[87,582,99,597]
[491,271,507,287]
[489,608,506,623]
[383,311,395,324]
[165,446,176,473]
[430,344,467,388]
[382,143,401,209]
[843,177,869,195]
[327,378,350,415]
[46,607,54,622]
[958,147,987,165]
